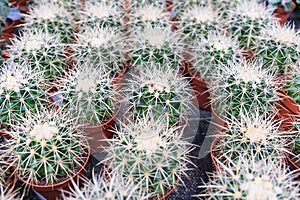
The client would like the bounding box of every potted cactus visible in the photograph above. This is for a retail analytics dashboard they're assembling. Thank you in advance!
[2,109,90,200]
[125,64,193,127]
[23,1,74,43]
[103,116,194,199]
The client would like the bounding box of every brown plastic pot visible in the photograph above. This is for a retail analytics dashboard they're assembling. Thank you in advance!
[18,143,90,200]
[273,2,296,26]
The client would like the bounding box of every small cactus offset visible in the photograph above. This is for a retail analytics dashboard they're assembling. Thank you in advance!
[256,23,300,74]
[180,4,221,44]
[198,156,300,199]
[6,109,88,185]
[192,31,241,81]
[23,1,75,43]
[0,62,49,127]
[130,26,183,68]
[104,116,194,198]
[210,59,278,120]
[8,30,67,82]
[58,64,119,127]
[126,64,192,127]
[227,0,275,49]
[73,26,124,76]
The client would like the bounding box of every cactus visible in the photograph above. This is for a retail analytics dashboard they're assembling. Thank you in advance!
[191,31,241,81]
[125,64,192,127]
[256,23,300,74]
[227,0,275,49]
[173,0,210,16]
[58,64,119,127]
[0,62,49,127]
[23,1,74,43]
[8,30,67,82]
[5,109,89,185]
[104,116,194,198]
[212,0,243,20]
[130,26,182,68]
[73,26,124,76]
[285,67,300,105]
[210,59,278,121]
[198,155,300,199]
[180,4,221,44]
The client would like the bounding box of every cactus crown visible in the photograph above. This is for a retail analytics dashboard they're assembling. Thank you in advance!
[210,59,277,120]
[131,26,182,68]
[59,64,118,126]
[181,4,220,42]
[104,116,194,198]
[9,30,66,81]
[227,0,275,49]
[192,31,241,80]
[73,26,124,76]
[24,1,74,43]
[0,62,49,126]
[199,155,300,199]
[9,109,88,185]
[256,23,300,74]
[285,66,300,105]
[126,64,192,127]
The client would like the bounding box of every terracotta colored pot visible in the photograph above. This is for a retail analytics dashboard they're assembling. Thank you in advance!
[0,32,14,49]
[279,89,300,115]
[211,105,227,133]
[2,18,14,34]
[186,62,211,110]
[18,144,90,200]
[111,65,127,86]
[0,129,12,140]
[273,2,296,26]
[210,136,220,171]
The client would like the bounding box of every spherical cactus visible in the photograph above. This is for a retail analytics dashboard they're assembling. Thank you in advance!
[8,30,67,82]
[227,0,276,49]
[23,1,74,43]
[210,59,278,121]
[104,116,194,198]
[130,25,183,68]
[191,31,241,81]
[0,62,49,127]
[73,26,124,76]
[7,109,89,185]
[256,23,300,74]
[198,156,300,199]
[79,1,123,30]
[125,64,193,127]
[180,4,221,44]
[58,64,119,127]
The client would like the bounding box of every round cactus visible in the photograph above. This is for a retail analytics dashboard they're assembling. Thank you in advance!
[23,1,75,43]
[191,31,241,81]
[227,0,275,49]
[8,30,67,82]
[256,23,300,74]
[104,116,194,198]
[0,62,49,127]
[8,109,88,185]
[210,60,278,120]
[130,26,183,68]
[73,26,124,76]
[125,64,192,127]
[58,64,119,127]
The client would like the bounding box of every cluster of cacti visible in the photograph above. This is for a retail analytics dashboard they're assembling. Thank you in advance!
[256,23,300,74]
[8,30,66,81]
[6,109,88,185]
[192,31,241,80]
[130,26,182,68]
[104,116,194,198]
[23,1,74,43]
[211,60,278,120]
[126,65,192,127]
[58,65,118,126]
[73,26,124,75]
[227,0,275,49]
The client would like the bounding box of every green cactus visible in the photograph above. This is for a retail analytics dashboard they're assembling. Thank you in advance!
[0,0,9,25]
[173,0,210,15]
[10,109,89,185]
[256,24,300,74]
[130,26,182,68]
[8,30,67,82]
[104,116,194,198]
[23,1,74,43]
[0,62,49,127]
[285,70,300,105]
